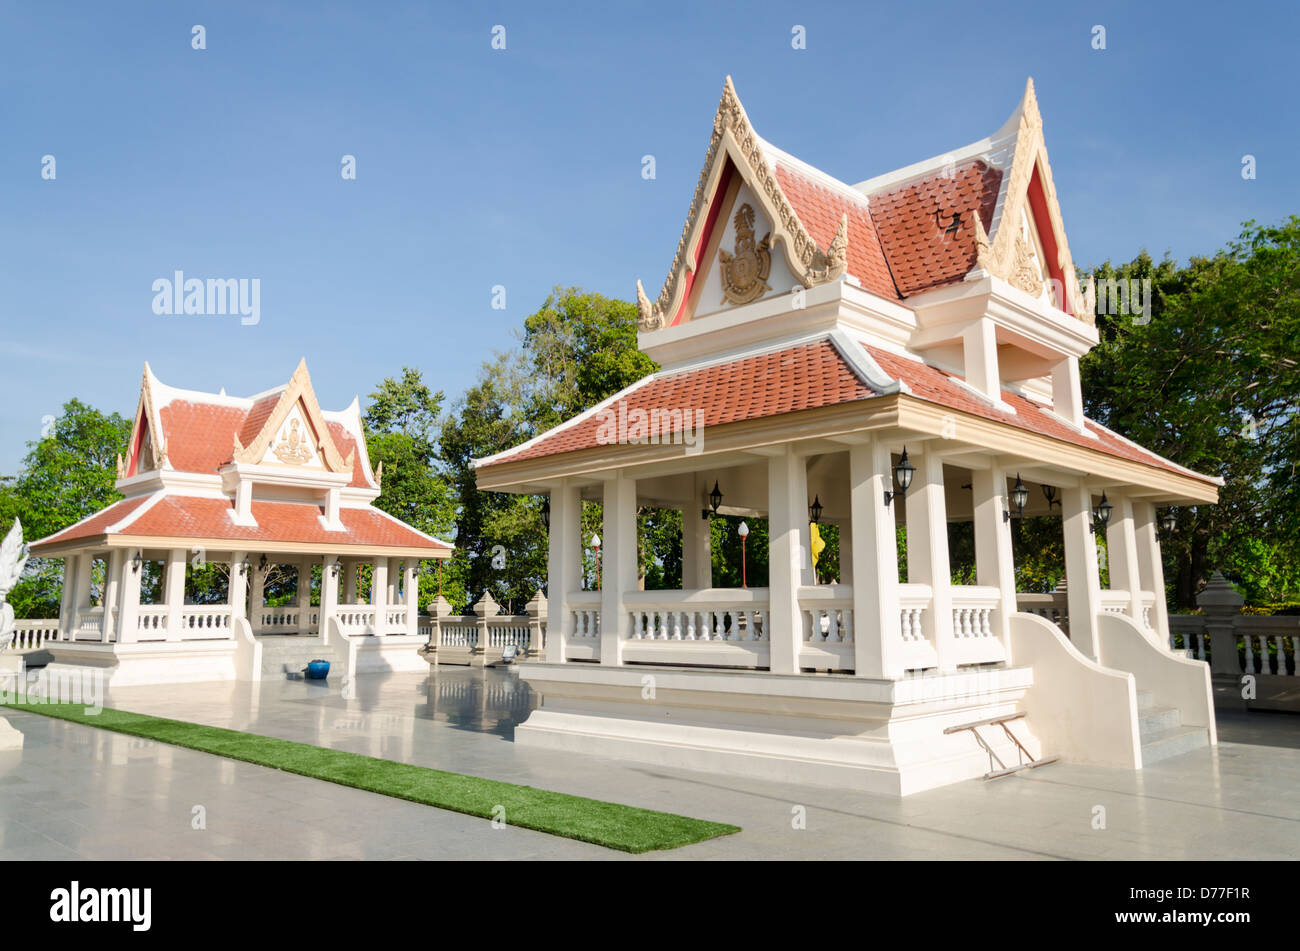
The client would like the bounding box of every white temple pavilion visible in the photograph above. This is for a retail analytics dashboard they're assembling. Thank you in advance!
[473,78,1222,795]
[29,359,452,686]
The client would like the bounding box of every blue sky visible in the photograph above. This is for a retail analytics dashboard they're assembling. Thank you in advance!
[1,0,1296,474]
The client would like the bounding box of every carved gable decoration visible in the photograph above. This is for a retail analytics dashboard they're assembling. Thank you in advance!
[120,364,169,479]
[718,204,772,305]
[972,78,1091,323]
[231,359,354,475]
[636,77,849,332]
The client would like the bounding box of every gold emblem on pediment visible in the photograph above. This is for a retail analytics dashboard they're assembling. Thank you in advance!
[1009,229,1044,298]
[272,419,313,465]
[719,204,772,305]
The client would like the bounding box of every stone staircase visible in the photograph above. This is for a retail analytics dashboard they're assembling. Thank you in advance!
[258,635,345,679]
[1136,689,1209,765]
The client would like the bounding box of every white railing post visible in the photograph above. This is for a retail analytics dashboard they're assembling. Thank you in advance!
[525,589,546,659]
[471,592,500,666]
[1198,572,1244,676]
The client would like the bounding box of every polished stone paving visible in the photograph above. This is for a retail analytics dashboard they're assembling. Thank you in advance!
[1,665,1298,860]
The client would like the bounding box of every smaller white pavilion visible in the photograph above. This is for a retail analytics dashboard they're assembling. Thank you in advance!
[29,360,452,685]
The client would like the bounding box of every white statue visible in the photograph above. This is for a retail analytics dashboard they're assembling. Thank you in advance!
[0,518,27,750]
[0,518,29,655]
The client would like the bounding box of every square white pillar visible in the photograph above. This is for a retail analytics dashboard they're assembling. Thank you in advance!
[101,549,124,643]
[164,548,186,642]
[849,440,902,679]
[1062,486,1104,659]
[318,556,339,630]
[58,554,80,640]
[962,318,1001,403]
[344,560,359,604]
[1133,500,1171,641]
[972,466,1017,657]
[907,449,956,670]
[297,558,313,625]
[599,474,637,666]
[768,447,811,675]
[546,481,580,663]
[681,498,712,590]
[404,560,420,636]
[1105,492,1144,620]
[228,551,248,631]
[372,558,389,635]
[250,558,267,630]
[116,549,143,644]
[1051,356,1085,429]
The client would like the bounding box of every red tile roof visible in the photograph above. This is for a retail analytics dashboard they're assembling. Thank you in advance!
[479,337,1216,486]
[155,400,370,488]
[32,495,450,552]
[866,160,1002,297]
[863,345,1214,482]
[493,340,876,464]
[773,163,898,299]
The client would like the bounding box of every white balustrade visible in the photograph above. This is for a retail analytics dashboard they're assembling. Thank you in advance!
[799,585,853,645]
[136,606,168,639]
[179,606,232,640]
[898,585,930,644]
[950,586,999,640]
[335,606,377,634]
[9,620,59,651]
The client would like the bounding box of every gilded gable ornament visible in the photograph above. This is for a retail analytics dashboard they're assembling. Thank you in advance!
[272,419,313,465]
[1009,229,1044,298]
[718,204,772,305]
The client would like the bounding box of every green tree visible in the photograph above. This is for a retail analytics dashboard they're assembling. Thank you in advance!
[1080,217,1300,608]
[0,399,131,617]
[363,368,461,610]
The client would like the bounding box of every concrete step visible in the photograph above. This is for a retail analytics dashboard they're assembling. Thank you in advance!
[1136,690,1155,711]
[256,636,343,676]
[1140,725,1210,765]
[1137,705,1183,737]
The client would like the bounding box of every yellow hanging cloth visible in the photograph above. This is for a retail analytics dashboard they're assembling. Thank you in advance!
[809,522,826,570]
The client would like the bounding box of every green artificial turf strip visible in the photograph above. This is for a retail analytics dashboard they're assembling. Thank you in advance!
[3,698,739,854]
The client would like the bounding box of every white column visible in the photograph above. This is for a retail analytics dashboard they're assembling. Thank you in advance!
[318,556,339,632]
[344,560,359,604]
[58,554,80,640]
[116,550,143,644]
[1133,500,1171,642]
[100,549,124,643]
[546,481,580,663]
[1105,492,1143,621]
[972,465,1017,658]
[372,558,389,635]
[1052,356,1085,429]
[1062,486,1104,659]
[908,449,956,670]
[164,548,186,642]
[404,560,420,636]
[228,551,248,633]
[681,503,712,590]
[849,440,902,679]
[297,558,313,629]
[962,319,1000,403]
[599,473,637,666]
[768,447,811,675]
[74,553,93,614]
[250,558,266,631]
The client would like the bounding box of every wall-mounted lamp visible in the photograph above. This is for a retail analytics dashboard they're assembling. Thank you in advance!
[1042,484,1061,512]
[1005,474,1029,522]
[1091,492,1113,534]
[258,554,268,575]
[329,559,341,579]
[701,481,723,520]
[1160,508,1178,535]
[239,555,251,576]
[883,447,916,507]
[808,495,823,524]
[131,550,142,574]
[540,498,550,530]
